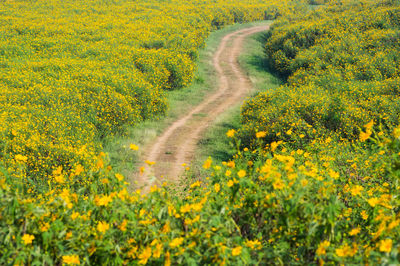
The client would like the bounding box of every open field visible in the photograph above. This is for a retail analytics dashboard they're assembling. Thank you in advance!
[1,0,400,265]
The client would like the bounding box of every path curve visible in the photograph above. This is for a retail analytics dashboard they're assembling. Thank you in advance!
[135,25,269,190]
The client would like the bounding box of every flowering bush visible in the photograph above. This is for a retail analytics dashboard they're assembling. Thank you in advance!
[0,0,301,185]
[1,123,400,264]
[240,0,400,147]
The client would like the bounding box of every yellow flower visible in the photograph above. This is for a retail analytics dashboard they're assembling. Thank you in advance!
[138,246,152,265]
[40,222,50,232]
[54,174,65,184]
[301,179,308,187]
[227,180,234,187]
[139,166,145,174]
[335,243,357,257]
[119,219,127,231]
[22,234,34,245]
[190,181,201,188]
[15,154,28,162]
[153,243,162,259]
[232,246,242,256]
[359,130,372,142]
[237,170,246,178]
[169,237,184,248]
[350,185,363,196]
[214,183,220,193]
[145,160,155,166]
[328,170,339,179]
[74,164,84,176]
[245,239,261,250]
[165,251,171,266]
[364,120,374,131]
[62,255,80,265]
[273,179,285,190]
[367,197,379,207]
[95,195,113,207]
[115,173,124,181]
[286,129,292,135]
[316,240,330,256]
[65,232,72,240]
[97,221,110,234]
[360,210,369,220]
[71,212,80,220]
[203,158,212,169]
[180,204,191,214]
[256,131,266,138]
[226,129,236,138]
[349,227,360,236]
[379,239,392,253]
[227,161,235,168]
[96,158,104,169]
[130,144,139,151]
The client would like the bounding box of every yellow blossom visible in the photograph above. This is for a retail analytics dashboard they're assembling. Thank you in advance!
[203,158,212,169]
[138,246,152,265]
[119,220,127,231]
[130,144,139,151]
[169,237,184,248]
[22,234,34,245]
[359,130,372,142]
[227,161,235,168]
[232,246,242,256]
[71,212,80,220]
[256,131,266,138]
[335,243,357,257]
[214,183,220,193]
[97,221,110,234]
[226,129,236,138]
[145,160,155,166]
[273,179,285,190]
[379,239,392,253]
[367,197,379,207]
[62,255,80,265]
[15,154,28,162]
[245,239,261,250]
[364,120,374,131]
[40,223,50,232]
[237,170,246,178]
[54,174,64,184]
[74,164,84,176]
[95,195,113,207]
[349,227,361,236]
[350,185,363,196]
[301,179,309,187]
[316,240,330,256]
[115,173,124,181]
[360,210,369,220]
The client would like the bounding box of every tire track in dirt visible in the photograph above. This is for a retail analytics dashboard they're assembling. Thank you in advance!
[134,25,269,191]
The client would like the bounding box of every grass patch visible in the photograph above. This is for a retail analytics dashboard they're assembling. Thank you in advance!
[103,20,274,179]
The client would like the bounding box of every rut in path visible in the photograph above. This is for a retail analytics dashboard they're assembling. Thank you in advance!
[134,25,269,190]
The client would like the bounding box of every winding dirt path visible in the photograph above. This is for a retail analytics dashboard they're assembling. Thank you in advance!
[135,25,269,190]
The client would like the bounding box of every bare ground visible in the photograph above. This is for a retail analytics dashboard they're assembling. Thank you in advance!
[133,25,269,191]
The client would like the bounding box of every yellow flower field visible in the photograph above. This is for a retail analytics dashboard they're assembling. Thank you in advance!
[1,0,400,264]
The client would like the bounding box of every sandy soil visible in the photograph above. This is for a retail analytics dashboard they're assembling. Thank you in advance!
[134,25,269,191]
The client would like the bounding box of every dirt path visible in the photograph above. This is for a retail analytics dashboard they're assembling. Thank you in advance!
[135,25,269,190]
